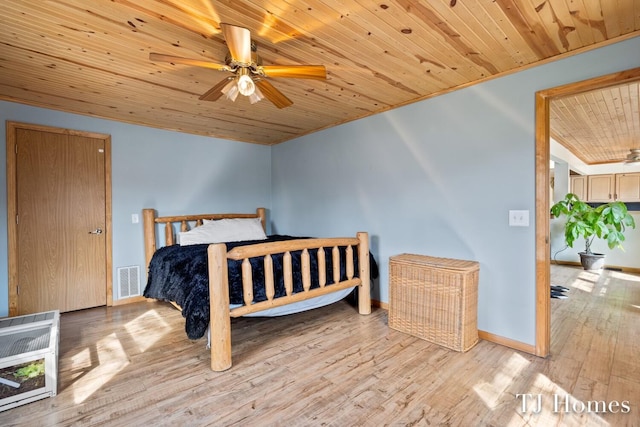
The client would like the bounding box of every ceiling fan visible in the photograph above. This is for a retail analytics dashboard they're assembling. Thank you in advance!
[624,148,640,163]
[149,23,326,109]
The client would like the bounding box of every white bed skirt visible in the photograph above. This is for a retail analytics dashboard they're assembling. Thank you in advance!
[206,287,354,347]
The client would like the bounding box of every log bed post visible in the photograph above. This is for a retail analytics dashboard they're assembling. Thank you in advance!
[142,208,157,269]
[208,243,232,371]
[256,207,267,232]
[357,232,371,315]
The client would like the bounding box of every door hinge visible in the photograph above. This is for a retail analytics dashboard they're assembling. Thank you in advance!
[16,215,18,225]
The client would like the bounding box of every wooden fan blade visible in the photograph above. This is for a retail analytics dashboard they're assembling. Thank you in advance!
[220,23,252,64]
[254,79,293,109]
[260,65,326,80]
[199,77,235,101]
[149,53,230,71]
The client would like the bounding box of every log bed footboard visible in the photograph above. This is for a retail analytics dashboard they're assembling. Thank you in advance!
[142,208,371,371]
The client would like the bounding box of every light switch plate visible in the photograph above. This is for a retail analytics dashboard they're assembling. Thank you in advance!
[131,213,139,224]
[509,210,529,227]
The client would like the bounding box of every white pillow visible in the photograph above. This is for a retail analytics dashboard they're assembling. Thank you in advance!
[179,217,267,246]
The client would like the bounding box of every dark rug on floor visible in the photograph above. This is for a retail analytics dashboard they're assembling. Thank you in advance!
[551,284,569,299]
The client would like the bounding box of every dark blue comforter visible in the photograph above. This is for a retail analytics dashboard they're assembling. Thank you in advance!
[143,235,378,339]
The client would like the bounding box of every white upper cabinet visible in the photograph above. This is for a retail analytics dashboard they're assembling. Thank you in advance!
[585,173,640,202]
[570,175,587,201]
[616,173,640,202]
[587,174,615,202]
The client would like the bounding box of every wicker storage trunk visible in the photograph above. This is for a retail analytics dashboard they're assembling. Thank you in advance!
[388,254,479,352]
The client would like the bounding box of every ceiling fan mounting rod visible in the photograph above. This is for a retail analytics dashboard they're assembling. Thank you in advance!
[228,59,254,69]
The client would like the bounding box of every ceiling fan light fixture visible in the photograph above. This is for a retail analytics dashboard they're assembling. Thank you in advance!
[221,78,239,102]
[237,72,255,97]
[248,86,264,104]
[236,67,255,97]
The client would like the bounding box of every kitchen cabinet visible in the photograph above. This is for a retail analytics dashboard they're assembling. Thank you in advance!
[570,175,587,201]
[586,173,640,202]
[587,174,615,202]
[616,173,640,202]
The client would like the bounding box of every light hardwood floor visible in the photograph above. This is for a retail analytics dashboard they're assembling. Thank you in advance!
[1,265,638,426]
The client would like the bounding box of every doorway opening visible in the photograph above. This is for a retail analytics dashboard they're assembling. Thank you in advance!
[534,66,640,356]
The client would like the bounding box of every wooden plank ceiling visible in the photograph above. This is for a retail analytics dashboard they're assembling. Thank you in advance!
[551,80,640,165]
[1,0,639,153]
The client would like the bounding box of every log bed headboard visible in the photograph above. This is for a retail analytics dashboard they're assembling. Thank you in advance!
[142,207,266,267]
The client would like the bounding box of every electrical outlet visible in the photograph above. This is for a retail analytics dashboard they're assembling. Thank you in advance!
[509,210,529,227]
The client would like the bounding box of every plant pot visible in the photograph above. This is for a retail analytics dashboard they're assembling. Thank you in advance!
[579,252,605,271]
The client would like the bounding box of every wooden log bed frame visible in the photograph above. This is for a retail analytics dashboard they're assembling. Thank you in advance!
[142,207,371,371]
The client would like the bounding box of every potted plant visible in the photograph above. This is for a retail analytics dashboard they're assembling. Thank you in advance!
[550,193,636,270]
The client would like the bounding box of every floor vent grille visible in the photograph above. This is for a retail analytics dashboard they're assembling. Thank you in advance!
[117,265,141,299]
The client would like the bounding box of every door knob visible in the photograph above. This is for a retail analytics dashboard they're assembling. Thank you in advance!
[89,228,103,235]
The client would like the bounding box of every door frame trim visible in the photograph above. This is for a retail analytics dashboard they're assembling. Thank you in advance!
[534,66,640,357]
[6,121,113,316]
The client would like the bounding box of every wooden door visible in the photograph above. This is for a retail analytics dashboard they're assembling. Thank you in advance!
[8,123,112,315]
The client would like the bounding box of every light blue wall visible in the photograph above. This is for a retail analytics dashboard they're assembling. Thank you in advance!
[272,37,640,346]
[0,102,271,317]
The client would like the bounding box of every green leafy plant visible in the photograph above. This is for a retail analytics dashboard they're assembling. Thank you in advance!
[551,193,636,254]
[14,361,45,379]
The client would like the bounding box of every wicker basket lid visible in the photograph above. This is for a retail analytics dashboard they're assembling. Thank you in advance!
[390,253,479,271]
